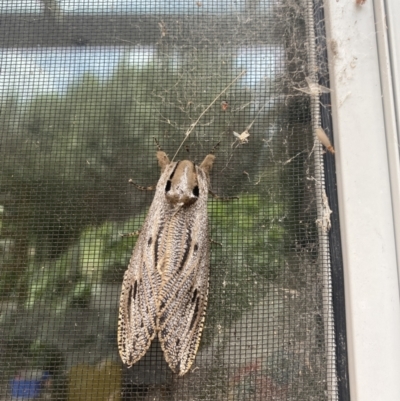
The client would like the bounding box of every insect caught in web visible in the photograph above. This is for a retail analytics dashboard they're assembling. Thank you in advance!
[316,127,335,155]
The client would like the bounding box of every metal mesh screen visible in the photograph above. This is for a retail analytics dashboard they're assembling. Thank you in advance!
[0,1,347,400]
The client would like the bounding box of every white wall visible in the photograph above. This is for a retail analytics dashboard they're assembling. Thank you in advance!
[324,0,400,400]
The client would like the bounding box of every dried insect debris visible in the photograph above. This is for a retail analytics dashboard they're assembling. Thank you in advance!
[232,130,250,147]
[158,21,167,38]
[221,101,229,111]
[231,103,266,148]
[316,191,332,233]
[294,77,331,97]
[315,127,335,155]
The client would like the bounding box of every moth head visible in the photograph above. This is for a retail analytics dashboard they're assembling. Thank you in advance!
[165,160,200,207]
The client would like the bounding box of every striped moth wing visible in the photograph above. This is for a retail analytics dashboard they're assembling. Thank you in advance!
[118,150,215,376]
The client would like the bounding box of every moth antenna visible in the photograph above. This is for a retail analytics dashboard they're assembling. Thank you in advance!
[209,141,221,155]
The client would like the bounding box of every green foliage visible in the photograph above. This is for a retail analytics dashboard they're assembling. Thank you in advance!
[0,63,165,300]
[210,194,286,280]
[202,194,288,335]
[20,192,288,319]
[0,50,278,305]
[24,216,145,309]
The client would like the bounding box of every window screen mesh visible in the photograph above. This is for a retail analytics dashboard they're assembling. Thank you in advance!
[0,1,346,400]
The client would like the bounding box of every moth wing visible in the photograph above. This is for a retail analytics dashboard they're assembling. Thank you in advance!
[118,235,156,365]
[158,170,210,376]
[118,163,175,366]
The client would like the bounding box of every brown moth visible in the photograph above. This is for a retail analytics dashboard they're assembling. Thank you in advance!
[118,147,215,376]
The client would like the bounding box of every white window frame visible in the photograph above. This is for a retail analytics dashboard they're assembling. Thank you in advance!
[324,1,400,400]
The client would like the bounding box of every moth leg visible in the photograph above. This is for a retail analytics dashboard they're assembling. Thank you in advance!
[209,141,221,154]
[128,179,156,191]
[119,230,141,238]
[153,137,162,151]
[209,189,239,201]
[210,239,223,247]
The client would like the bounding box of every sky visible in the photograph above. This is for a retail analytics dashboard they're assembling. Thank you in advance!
[0,0,275,15]
[0,1,283,102]
[0,46,284,102]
